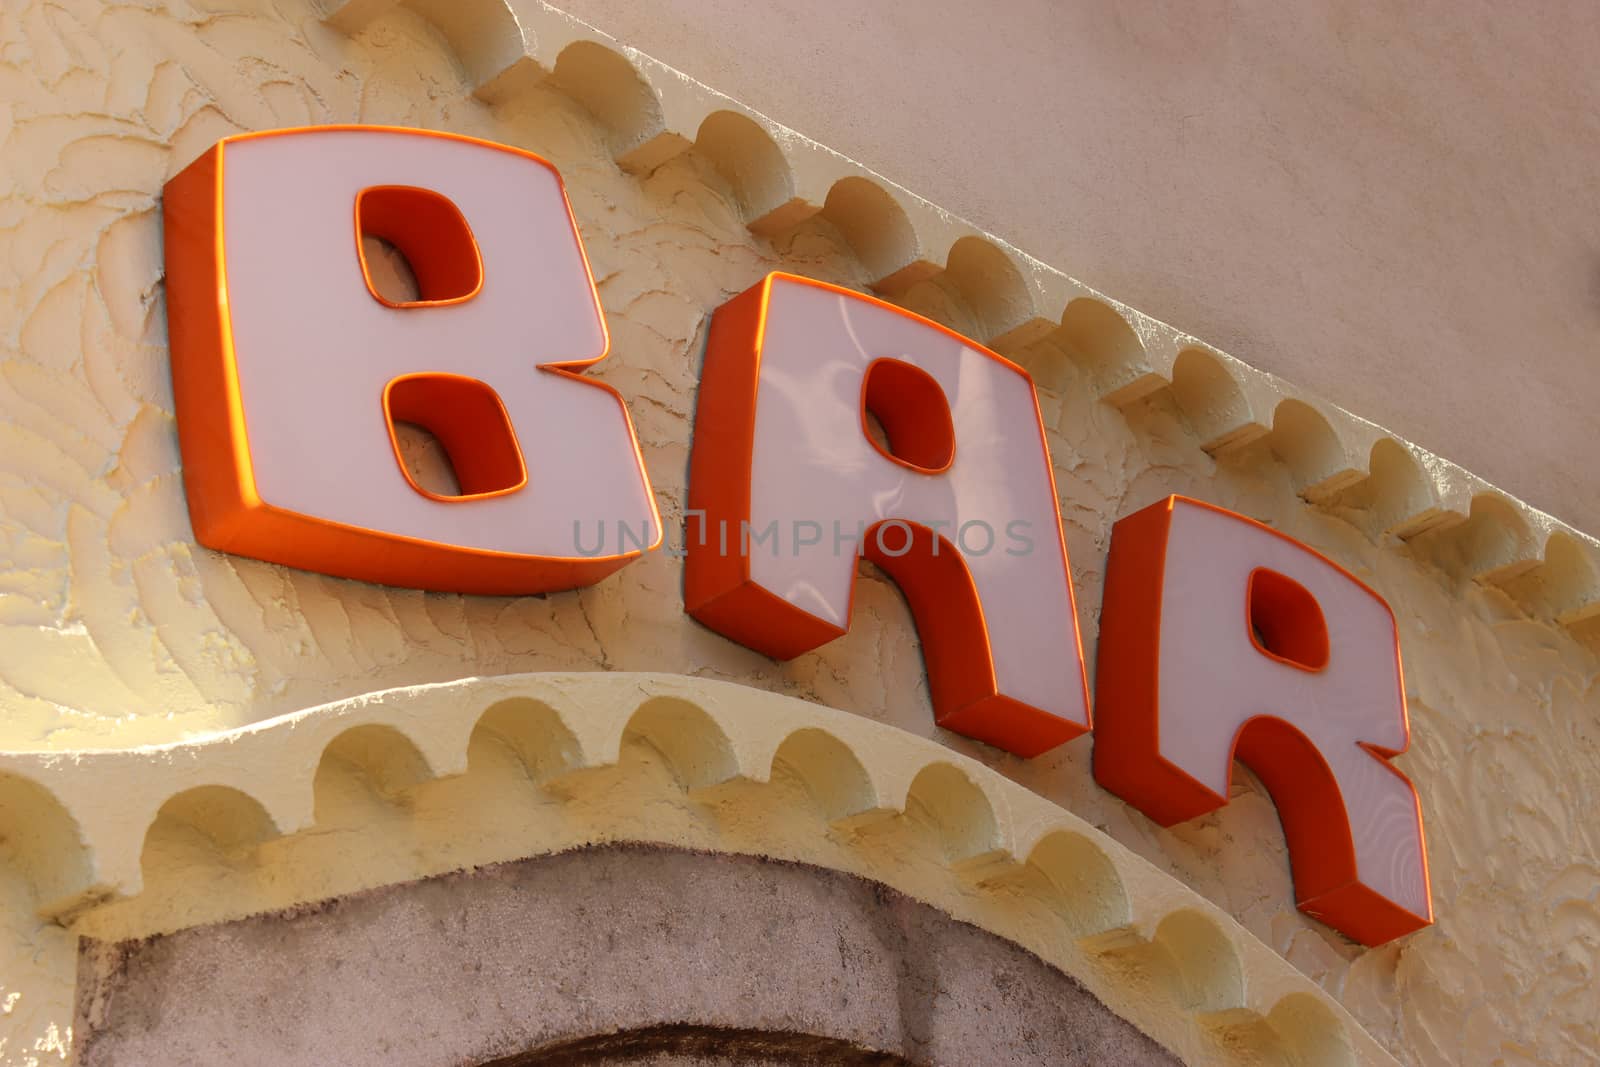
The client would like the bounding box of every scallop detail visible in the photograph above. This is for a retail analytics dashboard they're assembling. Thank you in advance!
[769,727,878,821]
[1169,347,1267,456]
[1,672,1398,1066]
[0,769,95,912]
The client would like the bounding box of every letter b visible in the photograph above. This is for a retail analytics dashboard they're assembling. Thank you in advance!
[162,127,659,594]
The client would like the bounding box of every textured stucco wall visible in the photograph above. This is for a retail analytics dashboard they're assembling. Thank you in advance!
[0,1,1596,1065]
[541,0,1600,535]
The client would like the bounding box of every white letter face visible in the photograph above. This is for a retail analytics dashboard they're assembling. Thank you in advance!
[1094,495,1430,945]
[164,127,658,593]
[686,273,1089,757]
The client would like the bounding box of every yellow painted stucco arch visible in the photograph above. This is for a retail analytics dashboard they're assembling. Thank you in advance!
[3,672,1390,1065]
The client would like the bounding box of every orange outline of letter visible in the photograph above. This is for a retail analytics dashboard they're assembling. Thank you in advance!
[1093,495,1432,946]
[162,126,660,595]
[684,272,1090,758]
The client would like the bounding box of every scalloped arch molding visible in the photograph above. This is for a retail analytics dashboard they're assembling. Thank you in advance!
[320,0,1600,621]
[2,673,1391,1066]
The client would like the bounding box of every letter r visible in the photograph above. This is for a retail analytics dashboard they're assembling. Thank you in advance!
[1093,495,1432,945]
[162,126,659,594]
[685,273,1090,757]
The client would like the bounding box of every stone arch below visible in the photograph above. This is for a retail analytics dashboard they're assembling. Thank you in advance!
[75,844,1177,1067]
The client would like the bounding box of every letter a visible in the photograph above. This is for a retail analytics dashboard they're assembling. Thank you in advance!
[1094,495,1431,945]
[162,126,659,594]
[685,273,1089,757]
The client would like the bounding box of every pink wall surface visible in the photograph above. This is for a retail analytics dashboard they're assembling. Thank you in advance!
[545,0,1600,531]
